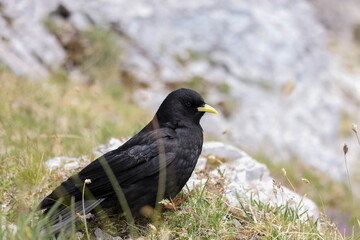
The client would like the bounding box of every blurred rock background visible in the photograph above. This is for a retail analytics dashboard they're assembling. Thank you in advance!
[1,0,360,230]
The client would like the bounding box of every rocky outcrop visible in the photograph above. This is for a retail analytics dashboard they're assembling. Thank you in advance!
[309,0,360,42]
[0,0,65,77]
[195,142,318,219]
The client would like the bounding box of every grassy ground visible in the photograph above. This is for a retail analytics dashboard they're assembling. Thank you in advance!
[0,70,149,238]
[0,69,356,239]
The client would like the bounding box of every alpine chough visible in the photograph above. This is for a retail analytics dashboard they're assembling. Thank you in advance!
[38,88,218,234]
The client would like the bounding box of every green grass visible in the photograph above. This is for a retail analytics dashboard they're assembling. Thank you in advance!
[0,70,149,237]
[1,170,344,240]
[161,185,235,239]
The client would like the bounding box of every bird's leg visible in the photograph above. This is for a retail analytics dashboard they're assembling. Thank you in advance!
[162,197,186,210]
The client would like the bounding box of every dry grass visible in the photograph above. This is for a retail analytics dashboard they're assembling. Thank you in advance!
[254,151,360,238]
[0,69,149,236]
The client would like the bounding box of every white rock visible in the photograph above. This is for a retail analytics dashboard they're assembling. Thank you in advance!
[44,138,126,171]
[188,141,319,219]
[201,141,247,161]
[63,161,79,170]
[0,0,65,78]
[45,156,88,171]
[93,138,125,157]
[94,228,123,240]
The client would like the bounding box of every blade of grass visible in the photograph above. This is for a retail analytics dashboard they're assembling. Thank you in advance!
[98,156,136,236]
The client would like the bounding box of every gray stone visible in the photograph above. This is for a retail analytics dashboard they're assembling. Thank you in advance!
[44,138,125,171]
[0,0,65,78]
[45,156,89,171]
[93,138,125,157]
[309,0,360,41]
[194,142,319,219]
[94,228,123,240]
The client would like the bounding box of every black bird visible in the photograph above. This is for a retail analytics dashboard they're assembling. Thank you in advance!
[38,88,218,234]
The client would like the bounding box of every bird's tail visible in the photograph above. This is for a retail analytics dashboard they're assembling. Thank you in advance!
[40,198,105,235]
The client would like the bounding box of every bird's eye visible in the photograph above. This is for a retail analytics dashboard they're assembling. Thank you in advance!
[185,101,191,107]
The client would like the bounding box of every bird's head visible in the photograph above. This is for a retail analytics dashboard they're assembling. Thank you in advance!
[155,88,218,127]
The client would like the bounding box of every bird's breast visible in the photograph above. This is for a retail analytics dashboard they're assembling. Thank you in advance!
[165,126,203,197]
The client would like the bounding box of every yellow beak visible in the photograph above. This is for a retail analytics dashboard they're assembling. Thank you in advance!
[197,104,218,114]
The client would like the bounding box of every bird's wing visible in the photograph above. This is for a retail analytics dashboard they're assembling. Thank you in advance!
[40,128,178,208]
[41,198,104,235]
